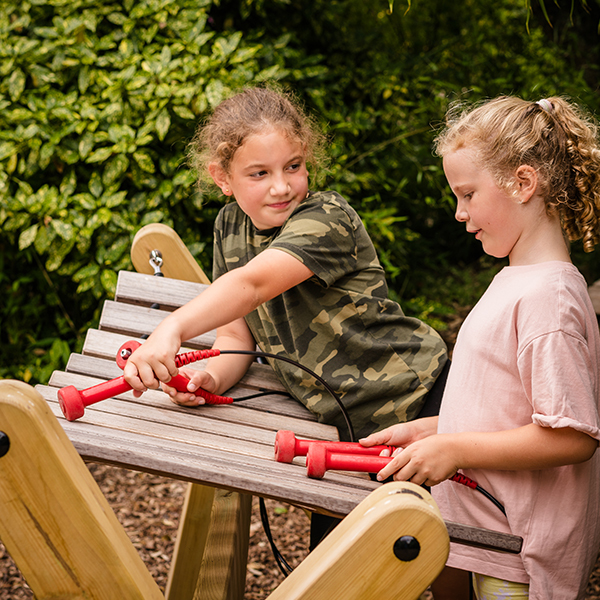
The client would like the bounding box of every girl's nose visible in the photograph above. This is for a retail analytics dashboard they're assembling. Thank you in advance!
[270,174,291,196]
[455,200,468,222]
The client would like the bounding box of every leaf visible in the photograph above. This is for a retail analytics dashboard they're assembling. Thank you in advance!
[103,190,128,208]
[100,269,118,295]
[50,219,75,241]
[155,108,171,140]
[172,105,196,120]
[78,66,90,93]
[78,132,95,159]
[87,147,114,163]
[8,69,26,102]
[73,263,100,282]
[213,31,242,58]
[89,172,103,198]
[205,79,224,108]
[19,224,38,250]
[59,169,77,196]
[102,154,130,185]
[0,142,17,161]
[133,150,156,173]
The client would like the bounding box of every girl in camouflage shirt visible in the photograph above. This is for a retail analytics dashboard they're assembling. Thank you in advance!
[124,87,448,440]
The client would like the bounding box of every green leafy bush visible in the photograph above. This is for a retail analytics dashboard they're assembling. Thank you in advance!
[0,0,298,381]
[2,0,600,383]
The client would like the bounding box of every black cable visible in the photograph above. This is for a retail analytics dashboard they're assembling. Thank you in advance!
[219,349,355,442]
[474,484,506,516]
[259,496,293,577]
[232,390,293,402]
[213,349,355,578]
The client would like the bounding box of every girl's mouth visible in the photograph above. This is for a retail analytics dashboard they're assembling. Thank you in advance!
[269,200,292,210]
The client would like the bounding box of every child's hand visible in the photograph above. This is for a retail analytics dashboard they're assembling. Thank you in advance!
[162,368,218,407]
[374,434,459,486]
[123,334,180,395]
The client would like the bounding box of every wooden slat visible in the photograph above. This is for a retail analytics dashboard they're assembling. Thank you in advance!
[37,388,376,516]
[115,270,208,311]
[99,299,217,347]
[62,354,312,421]
[38,384,522,553]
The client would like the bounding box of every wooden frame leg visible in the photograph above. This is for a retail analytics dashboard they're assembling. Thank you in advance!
[0,380,163,599]
[266,482,449,600]
[165,485,252,600]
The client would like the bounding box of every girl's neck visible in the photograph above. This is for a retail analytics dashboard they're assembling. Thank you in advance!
[508,212,571,266]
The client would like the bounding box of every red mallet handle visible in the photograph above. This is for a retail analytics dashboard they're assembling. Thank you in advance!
[306,445,394,479]
[117,341,231,404]
[58,377,133,421]
[274,429,393,463]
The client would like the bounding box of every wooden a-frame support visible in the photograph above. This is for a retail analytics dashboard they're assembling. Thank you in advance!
[0,379,448,600]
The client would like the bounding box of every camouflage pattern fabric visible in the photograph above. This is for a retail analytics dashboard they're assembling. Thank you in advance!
[213,190,448,440]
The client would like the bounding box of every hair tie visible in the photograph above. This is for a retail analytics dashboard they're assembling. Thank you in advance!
[536,99,553,113]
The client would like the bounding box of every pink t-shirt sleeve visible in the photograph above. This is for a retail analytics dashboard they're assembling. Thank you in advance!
[519,330,600,439]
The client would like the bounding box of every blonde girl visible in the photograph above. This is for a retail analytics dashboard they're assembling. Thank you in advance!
[361,96,600,599]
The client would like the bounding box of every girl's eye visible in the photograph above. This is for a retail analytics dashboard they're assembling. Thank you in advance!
[288,162,301,172]
[464,192,473,200]
[250,170,267,178]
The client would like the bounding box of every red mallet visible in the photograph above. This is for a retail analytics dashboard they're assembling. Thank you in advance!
[274,429,393,463]
[58,341,232,421]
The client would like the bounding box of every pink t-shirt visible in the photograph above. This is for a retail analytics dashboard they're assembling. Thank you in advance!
[432,261,600,599]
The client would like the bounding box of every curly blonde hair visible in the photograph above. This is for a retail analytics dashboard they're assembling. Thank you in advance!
[188,86,328,190]
[434,96,600,252]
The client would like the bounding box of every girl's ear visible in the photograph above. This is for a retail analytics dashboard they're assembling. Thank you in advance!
[515,164,538,204]
[208,163,232,196]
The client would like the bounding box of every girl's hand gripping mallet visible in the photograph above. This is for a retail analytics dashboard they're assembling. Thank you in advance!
[57,340,232,421]
[274,429,393,463]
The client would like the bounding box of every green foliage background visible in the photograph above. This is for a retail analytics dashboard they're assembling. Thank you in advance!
[1,0,600,383]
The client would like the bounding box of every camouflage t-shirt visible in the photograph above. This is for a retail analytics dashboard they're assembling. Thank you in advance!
[213,190,448,439]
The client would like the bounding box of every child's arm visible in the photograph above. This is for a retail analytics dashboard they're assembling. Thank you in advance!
[373,423,598,485]
[161,317,256,405]
[123,248,313,392]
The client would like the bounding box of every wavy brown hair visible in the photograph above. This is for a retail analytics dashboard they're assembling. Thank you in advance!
[434,96,600,252]
[189,86,328,191]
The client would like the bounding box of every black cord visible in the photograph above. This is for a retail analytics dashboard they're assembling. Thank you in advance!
[232,390,293,402]
[475,484,506,516]
[216,348,354,578]
[219,349,355,442]
[259,497,293,577]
